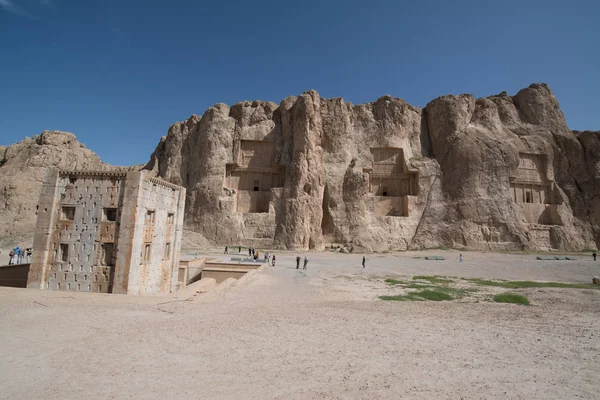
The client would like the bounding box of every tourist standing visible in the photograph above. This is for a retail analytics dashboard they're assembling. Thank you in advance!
[26,248,32,263]
[18,247,25,264]
[238,246,241,253]
[248,248,252,257]
[593,251,597,261]
[459,254,463,263]
[362,256,366,268]
[8,249,14,265]
[296,256,300,269]
[303,256,308,270]
[13,247,20,264]
[272,254,276,267]
[224,246,228,254]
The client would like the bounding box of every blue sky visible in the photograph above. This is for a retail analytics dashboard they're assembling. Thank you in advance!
[1,0,598,166]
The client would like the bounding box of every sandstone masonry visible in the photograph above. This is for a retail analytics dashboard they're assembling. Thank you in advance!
[27,170,185,295]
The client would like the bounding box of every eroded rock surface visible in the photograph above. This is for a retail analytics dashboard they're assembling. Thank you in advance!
[145,83,599,251]
[2,84,597,252]
[0,131,132,241]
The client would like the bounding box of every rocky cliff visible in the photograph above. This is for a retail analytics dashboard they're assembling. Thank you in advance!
[145,83,599,252]
[0,131,129,242]
[2,84,598,253]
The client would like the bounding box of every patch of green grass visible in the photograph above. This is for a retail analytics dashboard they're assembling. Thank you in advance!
[493,293,530,305]
[467,278,597,290]
[379,294,422,301]
[434,286,478,298]
[405,282,477,297]
[384,278,407,285]
[412,275,454,284]
[405,283,436,289]
[380,289,458,302]
[414,290,454,301]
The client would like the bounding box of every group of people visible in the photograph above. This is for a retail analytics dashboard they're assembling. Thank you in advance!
[8,246,32,265]
[295,255,364,269]
[221,247,600,272]
[224,246,276,265]
[295,256,309,270]
[260,251,275,266]
[246,247,265,262]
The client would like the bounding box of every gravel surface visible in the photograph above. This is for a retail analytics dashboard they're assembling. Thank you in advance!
[1,250,599,399]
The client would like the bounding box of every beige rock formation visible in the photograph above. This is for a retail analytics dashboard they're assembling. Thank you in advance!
[418,85,599,251]
[2,84,598,253]
[0,130,136,243]
[145,83,599,252]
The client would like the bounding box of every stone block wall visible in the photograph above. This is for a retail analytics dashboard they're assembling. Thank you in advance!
[27,170,185,295]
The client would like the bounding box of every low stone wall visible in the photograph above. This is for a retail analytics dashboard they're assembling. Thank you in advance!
[201,267,254,283]
[204,261,263,270]
[0,264,30,288]
[179,258,265,285]
[178,257,208,286]
[179,258,207,269]
[200,261,264,283]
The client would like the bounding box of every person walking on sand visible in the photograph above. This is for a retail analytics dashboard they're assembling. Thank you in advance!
[296,256,300,269]
[303,256,308,270]
[459,254,463,263]
[224,246,228,254]
[593,251,597,261]
[272,254,276,267]
[362,256,366,268]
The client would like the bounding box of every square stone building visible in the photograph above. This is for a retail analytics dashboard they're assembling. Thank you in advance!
[27,169,185,295]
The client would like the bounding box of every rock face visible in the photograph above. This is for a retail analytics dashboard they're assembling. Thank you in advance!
[418,86,599,251]
[2,85,598,252]
[146,83,599,251]
[0,131,112,241]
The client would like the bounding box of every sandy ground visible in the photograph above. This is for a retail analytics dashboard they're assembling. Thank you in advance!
[1,250,599,399]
